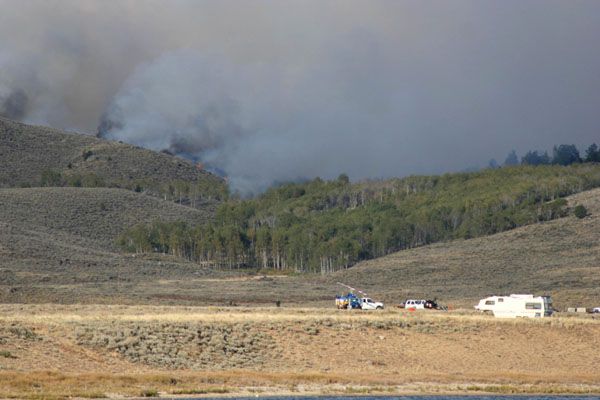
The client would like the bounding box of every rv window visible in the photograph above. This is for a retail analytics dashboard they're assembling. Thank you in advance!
[485,300,495,305]
[525,303,542,310]
[498,298,504,302]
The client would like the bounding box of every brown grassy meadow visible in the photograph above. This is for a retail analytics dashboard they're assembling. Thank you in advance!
[1,304,600,398]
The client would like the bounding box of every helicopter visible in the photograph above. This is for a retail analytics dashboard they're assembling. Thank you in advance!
[335,282,384,310]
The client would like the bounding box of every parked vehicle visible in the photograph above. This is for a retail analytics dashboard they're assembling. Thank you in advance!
[592,307,600,314]
[475,294,553,318]
[402,299,426,309]
[336,293,361,309]
[335,282,384,310]
[335,293,384,310]
[360,297,384,310]
[399,299,446,310]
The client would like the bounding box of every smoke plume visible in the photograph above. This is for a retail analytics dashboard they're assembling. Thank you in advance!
[98,52,247,163]
[0,88,28,120]
[2,1,600,192]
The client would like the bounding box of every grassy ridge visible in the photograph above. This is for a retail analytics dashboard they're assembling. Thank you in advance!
[120,164,600,273]
[0,116,227,204]
[0,187,228,305]
[0,187,214,248]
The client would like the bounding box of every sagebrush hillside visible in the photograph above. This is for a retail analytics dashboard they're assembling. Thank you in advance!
[0,187,227,304]
[0,187,214,248]
[1,187,599,308]
[0,117,226,203]
[333,188,600,307]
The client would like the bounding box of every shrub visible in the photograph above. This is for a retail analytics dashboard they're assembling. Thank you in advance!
[82,149,94,160]
[81,173,105,188]
[574,204,588,219]
[8,326,38,340]
[66,174,83,187]
[0,350,16,358]
[140,389,159,397]
[40,169,63,186]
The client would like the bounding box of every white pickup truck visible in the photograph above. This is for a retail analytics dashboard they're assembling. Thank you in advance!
[360,297,384,310]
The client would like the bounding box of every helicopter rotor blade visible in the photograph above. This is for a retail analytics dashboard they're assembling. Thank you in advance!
[336,282,369,298]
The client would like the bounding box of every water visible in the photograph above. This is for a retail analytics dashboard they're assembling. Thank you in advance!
[183,396,600,400]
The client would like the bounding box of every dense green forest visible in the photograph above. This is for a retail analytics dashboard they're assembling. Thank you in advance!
[119,163,600,274]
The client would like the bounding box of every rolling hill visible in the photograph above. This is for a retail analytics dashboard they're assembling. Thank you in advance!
[332,187,600,308]
[1,116,599,308]
[0,187,214,248]
[0,187,229,304]
[0,116,229,303]
[119,162,600,274]
[1,186,599,308]
[0,116,226,202]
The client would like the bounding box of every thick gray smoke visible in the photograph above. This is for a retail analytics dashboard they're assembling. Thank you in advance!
[98,51,248,165]
[97,48,399,192]
[0,88,28,120]
[2,1,600,192]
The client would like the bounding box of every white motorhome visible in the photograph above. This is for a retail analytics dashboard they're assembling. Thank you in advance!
[475,294,553,318]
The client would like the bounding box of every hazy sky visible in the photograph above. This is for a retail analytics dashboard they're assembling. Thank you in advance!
[1,1,599,192]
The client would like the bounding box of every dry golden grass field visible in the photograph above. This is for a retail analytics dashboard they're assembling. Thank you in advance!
[1,304,600,398]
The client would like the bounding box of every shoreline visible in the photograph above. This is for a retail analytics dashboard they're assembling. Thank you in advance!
[3,371,600,399]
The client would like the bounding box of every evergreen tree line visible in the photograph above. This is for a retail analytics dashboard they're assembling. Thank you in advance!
[496,143,600,168]
[118,164,600,274]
